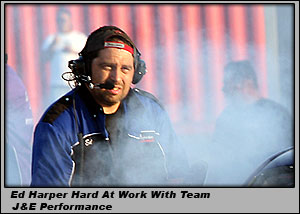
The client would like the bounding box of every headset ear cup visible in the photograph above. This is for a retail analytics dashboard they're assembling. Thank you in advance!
[76,60,86,77]
[69,56,85,75]
[68,56,87,84]
[132,59,147,84]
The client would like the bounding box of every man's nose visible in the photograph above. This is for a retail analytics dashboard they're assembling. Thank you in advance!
[109,67,121,82]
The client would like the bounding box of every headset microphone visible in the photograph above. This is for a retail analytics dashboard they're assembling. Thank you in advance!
[88,81,115,90]
[97,82,115,89]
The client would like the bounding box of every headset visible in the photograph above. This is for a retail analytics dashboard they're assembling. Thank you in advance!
[68,27,147,86]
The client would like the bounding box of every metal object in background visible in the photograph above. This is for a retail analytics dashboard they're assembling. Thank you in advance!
[245,147,294,187]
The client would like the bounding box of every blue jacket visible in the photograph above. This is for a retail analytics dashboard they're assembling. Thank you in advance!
[31,86,190,187]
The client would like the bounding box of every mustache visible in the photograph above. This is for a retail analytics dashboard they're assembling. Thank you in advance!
[91,79,121,90]
[96,81,115,90]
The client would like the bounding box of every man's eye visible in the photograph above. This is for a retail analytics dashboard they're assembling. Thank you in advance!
[122,66,131,72]
[102,65,112,71]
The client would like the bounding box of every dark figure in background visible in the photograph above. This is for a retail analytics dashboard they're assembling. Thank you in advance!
[5,54,33,186]
[31,26,192,187]
[205,60,293,186]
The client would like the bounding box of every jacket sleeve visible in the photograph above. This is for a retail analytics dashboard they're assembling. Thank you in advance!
[31,122,74,187]
[155,106,191,181]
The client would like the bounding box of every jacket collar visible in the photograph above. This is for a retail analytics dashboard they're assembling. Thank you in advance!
[76,86,144,117]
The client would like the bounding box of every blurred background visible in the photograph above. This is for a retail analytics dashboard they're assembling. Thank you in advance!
[4,3,294,179]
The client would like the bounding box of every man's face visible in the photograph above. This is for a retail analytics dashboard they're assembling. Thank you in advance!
[222,71,244,105]
[88,47,134,107]
[57,12,72,33]
[222,75,255,105]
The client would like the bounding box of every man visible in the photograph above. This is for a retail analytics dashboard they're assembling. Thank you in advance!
[5,54,33,186]
[41,7,87,106]
[205,60,293,186]
[31,26,191,187]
